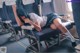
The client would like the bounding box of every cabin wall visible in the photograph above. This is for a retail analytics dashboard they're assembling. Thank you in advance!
[53,0,74,20]
[53,0,68,15]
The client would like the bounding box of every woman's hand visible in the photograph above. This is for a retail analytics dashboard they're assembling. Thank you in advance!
[24,18,42,32]
[30,21,42,32]
[34,25,42,32]
[34,22,42,32]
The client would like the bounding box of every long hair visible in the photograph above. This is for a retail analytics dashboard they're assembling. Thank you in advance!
[16,0,25,23]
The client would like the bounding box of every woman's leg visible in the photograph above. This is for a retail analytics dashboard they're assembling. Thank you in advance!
[52,18,76,47]
[50,24,57,30]
[53,18,68,33]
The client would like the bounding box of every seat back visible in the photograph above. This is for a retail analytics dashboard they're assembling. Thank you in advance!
[17,0,39,15]
[0,2,10,21]
[0,8,3,19]
[38,0,55,16]
[4,1,17,24]
[5,5,17,24]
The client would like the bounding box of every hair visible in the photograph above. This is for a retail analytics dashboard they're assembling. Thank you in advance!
[16,0,30,23]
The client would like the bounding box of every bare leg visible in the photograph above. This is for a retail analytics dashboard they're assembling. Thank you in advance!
[53,18,67,33]
[50,24,57,30]
[52,18,76,47]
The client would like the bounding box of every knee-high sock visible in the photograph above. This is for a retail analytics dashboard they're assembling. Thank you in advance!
[65,31,75,42]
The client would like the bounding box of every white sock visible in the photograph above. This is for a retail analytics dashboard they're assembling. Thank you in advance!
[65,31,75,42]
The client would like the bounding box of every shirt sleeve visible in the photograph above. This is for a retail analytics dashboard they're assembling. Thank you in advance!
[5,0,16,6]
[29,13,42,26]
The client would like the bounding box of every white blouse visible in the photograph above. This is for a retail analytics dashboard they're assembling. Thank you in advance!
[29,13,47,27]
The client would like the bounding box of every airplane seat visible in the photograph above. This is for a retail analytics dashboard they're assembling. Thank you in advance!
[0,8,3,23]
[0,3,11,34]
[23,2,39,15]
[5,5,21,31]
[0,2,12,29]
[20,0,59,40]
[3,2,22,41]
[1,2,11,21]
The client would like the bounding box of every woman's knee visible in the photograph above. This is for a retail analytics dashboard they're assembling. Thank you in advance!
[50,24,57,30]
[56,23,63,28]
[53,18,64,28]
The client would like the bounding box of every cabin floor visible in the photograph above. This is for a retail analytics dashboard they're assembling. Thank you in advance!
[0,26,80,53]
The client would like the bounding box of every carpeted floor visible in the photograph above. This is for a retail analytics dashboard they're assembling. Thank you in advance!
[0,32,79,53]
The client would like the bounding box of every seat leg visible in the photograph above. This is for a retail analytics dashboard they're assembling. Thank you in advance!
[57,34,61,46]
[44,41,48,49]
[37,40,41,53]
[28,37,38,52]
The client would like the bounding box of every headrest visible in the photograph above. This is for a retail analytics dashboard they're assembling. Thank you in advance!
[0,0,4,8]
[43,0,51,3]
[5,0,16,6]
[22,0,35,5]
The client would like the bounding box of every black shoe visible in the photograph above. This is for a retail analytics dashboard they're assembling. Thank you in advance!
[72,42,77,47]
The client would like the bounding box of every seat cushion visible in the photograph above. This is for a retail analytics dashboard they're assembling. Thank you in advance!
[33,22,74,41]
[34,28,59,41]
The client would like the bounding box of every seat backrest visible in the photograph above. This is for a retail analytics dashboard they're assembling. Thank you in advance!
[17,0,39,15]
[39,0,55,16]
[5,5,16,24]
[0,0,3,18]
[0,8,3,18]
[0,2,10,21]
[4,1,17,24]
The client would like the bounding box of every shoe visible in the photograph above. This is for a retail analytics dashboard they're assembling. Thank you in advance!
[72,42,77,47]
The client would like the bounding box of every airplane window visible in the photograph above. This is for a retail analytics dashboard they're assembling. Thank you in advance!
[66,0,72,12]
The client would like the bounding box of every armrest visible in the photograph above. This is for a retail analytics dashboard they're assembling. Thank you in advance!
[62,22,71,26]
[21,25,34,30]
[0,18,2,22]
[67,20,75,25]
[3,20,12,24]
[0,18,1,20]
